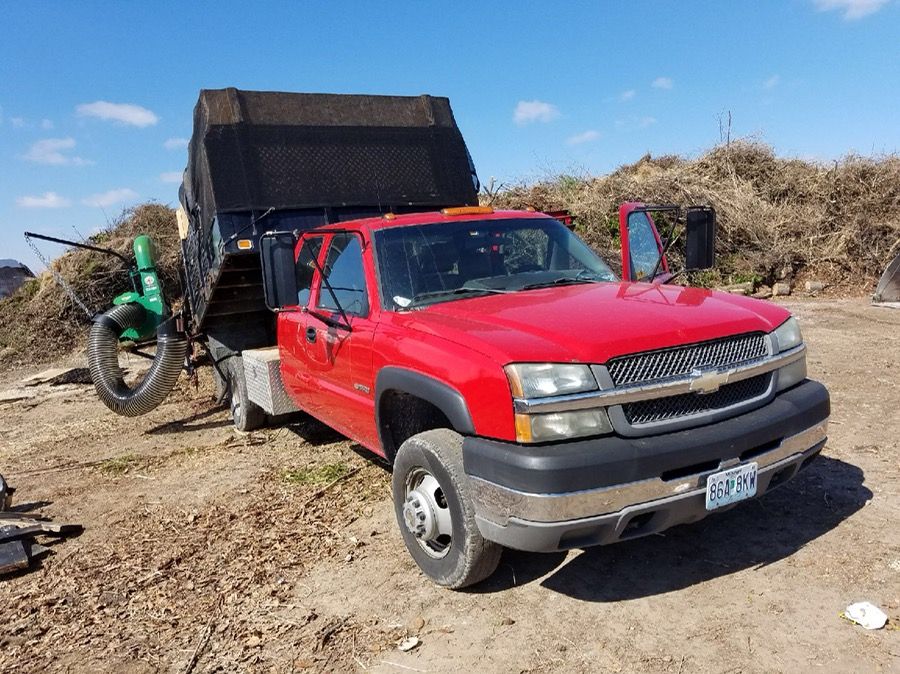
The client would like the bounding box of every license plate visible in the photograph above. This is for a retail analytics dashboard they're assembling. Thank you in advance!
[705,462,758,510]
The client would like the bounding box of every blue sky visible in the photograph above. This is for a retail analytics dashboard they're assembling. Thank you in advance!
[2,0,899,271]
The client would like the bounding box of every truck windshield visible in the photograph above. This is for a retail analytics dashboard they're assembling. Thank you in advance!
[374,218,616,309]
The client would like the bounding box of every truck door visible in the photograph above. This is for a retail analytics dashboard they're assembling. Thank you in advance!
[302,232,377,444]
[278,234,325,413]
[619,202,669,282]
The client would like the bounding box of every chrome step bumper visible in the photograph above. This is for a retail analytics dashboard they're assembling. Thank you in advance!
[471,422,827,526]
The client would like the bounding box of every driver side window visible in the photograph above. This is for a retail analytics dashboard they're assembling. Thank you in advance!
[317,233,369,316]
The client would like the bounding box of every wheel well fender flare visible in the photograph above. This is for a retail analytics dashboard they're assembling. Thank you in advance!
[374,367,475,452]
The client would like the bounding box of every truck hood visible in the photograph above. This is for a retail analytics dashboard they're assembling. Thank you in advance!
[392,282,790,364]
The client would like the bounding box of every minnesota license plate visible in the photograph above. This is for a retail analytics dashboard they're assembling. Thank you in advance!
[705,462,758,510]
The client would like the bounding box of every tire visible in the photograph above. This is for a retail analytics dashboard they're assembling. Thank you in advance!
[212,362,228,405]
[392,429,502,589]
[226,358,266,432]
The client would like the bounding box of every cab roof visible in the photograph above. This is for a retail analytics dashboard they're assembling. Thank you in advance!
[310,208,553,234]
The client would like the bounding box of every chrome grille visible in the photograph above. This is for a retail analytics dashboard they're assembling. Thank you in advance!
[607,333,769,386]
[623,373,773,425]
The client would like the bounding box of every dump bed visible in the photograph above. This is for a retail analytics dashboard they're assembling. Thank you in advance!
[179,88,479,339]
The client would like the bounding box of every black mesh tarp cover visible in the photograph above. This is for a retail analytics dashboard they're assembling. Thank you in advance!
[180,88,478,230]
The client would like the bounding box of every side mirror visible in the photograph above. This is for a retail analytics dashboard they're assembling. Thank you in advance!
[260,231,299,311]
[685,207,716,270]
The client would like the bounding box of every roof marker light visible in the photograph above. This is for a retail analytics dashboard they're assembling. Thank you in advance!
[441,206,494,216]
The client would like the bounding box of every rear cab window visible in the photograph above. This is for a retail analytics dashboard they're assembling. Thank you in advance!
[296,236,324,306]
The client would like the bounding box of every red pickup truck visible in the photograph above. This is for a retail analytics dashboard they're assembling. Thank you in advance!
[87,90,829,589]
[256,202,829,588]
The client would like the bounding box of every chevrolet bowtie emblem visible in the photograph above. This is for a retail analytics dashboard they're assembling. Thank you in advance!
[689,367,730,394]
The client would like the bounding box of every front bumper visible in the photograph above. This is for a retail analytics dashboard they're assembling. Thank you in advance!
[463,379,829,552]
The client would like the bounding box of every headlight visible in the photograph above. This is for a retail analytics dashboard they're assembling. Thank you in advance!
[505,363,597,398]
[772,317,807,391]
[772,317,803,352]
[514,409,612,443]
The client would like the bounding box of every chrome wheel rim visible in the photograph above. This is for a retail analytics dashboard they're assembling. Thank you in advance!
[402,467,453,559]
[228,374,243,424]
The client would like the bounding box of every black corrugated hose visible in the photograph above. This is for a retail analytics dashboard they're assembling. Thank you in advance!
[88,303,188,416]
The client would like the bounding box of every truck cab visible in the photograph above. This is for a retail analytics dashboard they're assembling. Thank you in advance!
[257,204,829,588]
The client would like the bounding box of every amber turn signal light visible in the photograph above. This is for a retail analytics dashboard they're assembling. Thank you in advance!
[440,206,494,216]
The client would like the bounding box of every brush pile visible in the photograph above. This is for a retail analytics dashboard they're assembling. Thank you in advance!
[491,141,900,291]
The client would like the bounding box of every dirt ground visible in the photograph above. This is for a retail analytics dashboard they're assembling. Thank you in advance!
[0,297,897,673]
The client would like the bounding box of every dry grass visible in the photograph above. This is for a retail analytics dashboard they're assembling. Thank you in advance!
[490,141,900,290]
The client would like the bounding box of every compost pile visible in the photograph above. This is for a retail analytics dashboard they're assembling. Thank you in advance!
[492,141,900,290]
[0,204,181,366]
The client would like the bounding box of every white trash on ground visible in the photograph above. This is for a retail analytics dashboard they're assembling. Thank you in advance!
[842,602,888,630]
[397,636,421,652]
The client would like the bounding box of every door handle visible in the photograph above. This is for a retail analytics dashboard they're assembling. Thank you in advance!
[306,326,317,343]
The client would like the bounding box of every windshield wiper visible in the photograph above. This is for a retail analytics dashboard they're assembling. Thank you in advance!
[405,286,509,308]
[520,275,604,291]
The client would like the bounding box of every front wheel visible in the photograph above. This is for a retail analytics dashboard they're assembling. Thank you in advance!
[392,429,502,588]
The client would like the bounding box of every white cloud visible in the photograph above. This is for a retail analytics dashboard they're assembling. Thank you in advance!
[763,74,781,89]
[619,89,636,102]
[160,171,183,183]
[513,100,560,126]
[163,137,189,151]
[639,116,658,128]
[24,137,74,164]
[652,77,674,90]
[812,0,889,19]
[22,137,91,165]
[567,130,601,145]
[4,117,55,130]
[16,191,71,208]
[76,101,158,127]
[82,188,139,208]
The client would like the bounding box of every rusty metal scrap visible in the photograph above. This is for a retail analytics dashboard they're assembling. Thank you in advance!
[0,473,82,576]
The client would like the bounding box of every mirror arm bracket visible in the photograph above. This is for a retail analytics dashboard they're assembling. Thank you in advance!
[649,229,682,281]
